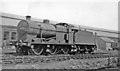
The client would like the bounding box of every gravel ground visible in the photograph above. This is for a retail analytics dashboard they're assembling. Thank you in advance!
[2,58,118,69]
[1,49,119,70]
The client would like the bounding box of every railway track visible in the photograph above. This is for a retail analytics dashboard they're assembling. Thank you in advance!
[1,53,118,66]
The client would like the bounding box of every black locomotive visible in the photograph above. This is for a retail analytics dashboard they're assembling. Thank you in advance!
[16,16,97,55]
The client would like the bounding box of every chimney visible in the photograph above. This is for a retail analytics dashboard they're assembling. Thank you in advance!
[26,15,31,20]
[43,19,49,23]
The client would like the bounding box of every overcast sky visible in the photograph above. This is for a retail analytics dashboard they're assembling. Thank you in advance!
[0,0,119,31]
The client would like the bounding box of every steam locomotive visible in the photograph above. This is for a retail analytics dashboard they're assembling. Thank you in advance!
[16,16,97,55]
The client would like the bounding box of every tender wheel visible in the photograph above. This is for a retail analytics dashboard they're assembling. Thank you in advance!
[88,46,95,54]
[31,45,44,55]
[76,46,81,54]
[81,46,86,54]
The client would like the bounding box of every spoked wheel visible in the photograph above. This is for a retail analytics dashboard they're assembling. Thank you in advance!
[16,46,21,55]
[85,46,90,54]
[80,46,86,54]
[49,45,57,55]
[88,46,94,54]
[55,46,63,54]
[16,45,29,55]
[77,46,81,53]
[31,45,44,55]
[61,47,69,54]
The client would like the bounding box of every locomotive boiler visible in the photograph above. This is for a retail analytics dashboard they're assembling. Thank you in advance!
[16,16,97,55]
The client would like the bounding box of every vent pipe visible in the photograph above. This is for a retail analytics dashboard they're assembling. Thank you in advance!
[26,15,31,20]
[43,19,49,23]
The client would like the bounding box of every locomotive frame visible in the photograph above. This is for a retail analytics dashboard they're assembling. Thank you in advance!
[16,16,97,55]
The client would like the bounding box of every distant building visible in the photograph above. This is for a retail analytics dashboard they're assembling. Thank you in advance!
[0,12,21,48]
